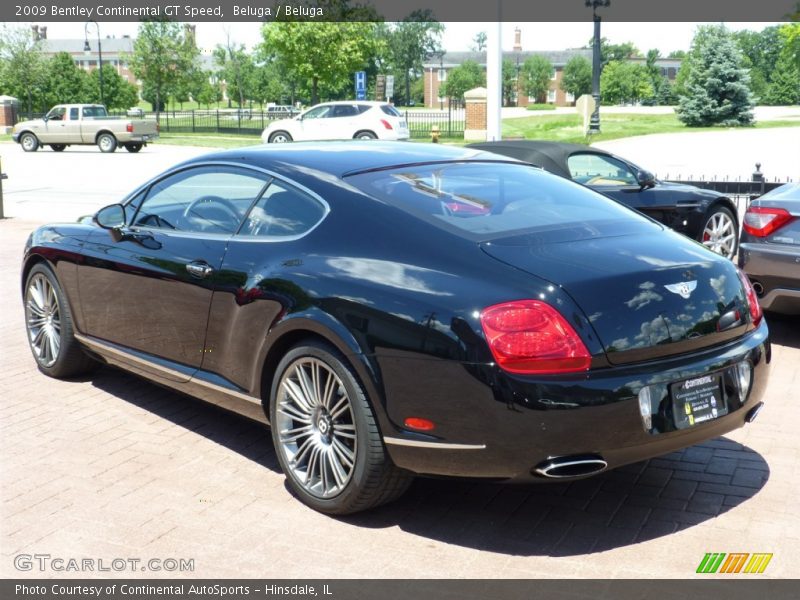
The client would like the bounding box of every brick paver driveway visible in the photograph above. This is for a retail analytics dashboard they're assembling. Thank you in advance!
[1,145,798,579]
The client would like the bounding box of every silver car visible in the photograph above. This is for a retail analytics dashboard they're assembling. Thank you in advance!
[739,182,800,314]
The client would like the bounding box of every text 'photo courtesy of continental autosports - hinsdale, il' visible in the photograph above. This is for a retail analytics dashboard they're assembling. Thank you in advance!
[21,142,771,515]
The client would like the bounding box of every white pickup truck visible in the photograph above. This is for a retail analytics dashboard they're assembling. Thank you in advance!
[11,104,159,153]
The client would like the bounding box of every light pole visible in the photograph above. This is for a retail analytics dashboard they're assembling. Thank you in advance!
[84,20,104,108]
[586,0,609,134]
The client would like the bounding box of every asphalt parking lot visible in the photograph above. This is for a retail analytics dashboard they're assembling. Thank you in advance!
[1,140,799,579]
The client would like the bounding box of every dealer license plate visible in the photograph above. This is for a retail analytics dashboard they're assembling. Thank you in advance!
[671,373,726,430]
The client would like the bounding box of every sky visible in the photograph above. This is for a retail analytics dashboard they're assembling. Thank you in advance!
[13,21,781,55]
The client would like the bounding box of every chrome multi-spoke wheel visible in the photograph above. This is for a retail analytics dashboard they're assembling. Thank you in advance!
[270,343,411,514]
[26,272,62,367]
[701,207,738,259]
[276,357,356,499]
[23,264,97,378]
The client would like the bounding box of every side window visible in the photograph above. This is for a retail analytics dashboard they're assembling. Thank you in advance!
[303,106,332,119]
[47,107,66,121]
[69,108,79,120]
[567,153,638,186]
[133,166,268,234]
[241,181,326,238]
[332,104,358,118]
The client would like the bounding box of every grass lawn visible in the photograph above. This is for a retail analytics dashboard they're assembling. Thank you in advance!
[153,133,262,148]
[502,113,800,145]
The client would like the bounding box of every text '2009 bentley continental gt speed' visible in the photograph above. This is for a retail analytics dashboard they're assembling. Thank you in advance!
[22,142,770,514]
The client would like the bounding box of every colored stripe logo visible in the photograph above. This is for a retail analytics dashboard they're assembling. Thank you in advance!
[696,553,772,574]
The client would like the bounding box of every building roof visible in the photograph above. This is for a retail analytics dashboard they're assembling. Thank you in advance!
[423,49,593,69]
[42,38,135,55]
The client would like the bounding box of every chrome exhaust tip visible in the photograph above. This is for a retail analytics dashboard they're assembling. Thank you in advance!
[533,455,608,479]
[745,402,765,424]
[752,281,764,297]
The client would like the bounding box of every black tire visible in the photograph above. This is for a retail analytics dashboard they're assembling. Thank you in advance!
[50,144,67,152]
[269,341,411,514]
[268,130,293,143]
[124,143,143,153]
[20,132,39,152]
[97,132,117,153]
[23,263,98,378]
[354,130,377,140]
[698,205,738,260]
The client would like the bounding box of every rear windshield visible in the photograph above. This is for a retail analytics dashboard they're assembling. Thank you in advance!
[347,161,657,241]
[380,105,403,117]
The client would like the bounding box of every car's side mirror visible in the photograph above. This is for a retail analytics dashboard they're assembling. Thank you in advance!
[43,115,49,122]
[94,204,127,241]
[637,170,656,189]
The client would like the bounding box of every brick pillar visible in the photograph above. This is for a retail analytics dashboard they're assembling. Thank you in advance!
[0,97,18,134]
[464,87,487,142]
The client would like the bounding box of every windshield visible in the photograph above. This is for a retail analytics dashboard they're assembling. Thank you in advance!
[347,162,659,242]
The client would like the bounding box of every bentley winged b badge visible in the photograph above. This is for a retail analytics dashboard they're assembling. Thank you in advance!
[664,281,698,299]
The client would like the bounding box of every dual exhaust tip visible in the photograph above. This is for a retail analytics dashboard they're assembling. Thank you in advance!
[534,454,608,479]
[534,402,765,479]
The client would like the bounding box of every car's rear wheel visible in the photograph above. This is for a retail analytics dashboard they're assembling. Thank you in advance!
[354,131,377,140]
[50,144,66,152]
[20,133,39,152]
[24,263,97,378]
[124,143,142,153]
[97,133,117,153]
[270,341,411,514]
[268,131,293,143]
[699,206,738,259]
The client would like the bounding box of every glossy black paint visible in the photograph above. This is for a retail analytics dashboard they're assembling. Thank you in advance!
[22,142,770,482]
[469,140,738,242]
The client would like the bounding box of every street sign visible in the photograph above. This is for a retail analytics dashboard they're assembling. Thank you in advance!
[385,75,394,101]
[576,94,596,134]
[376,74,386,101]
[355,71,366,101]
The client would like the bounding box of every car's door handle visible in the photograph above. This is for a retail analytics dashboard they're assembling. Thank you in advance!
[186,261,214,279]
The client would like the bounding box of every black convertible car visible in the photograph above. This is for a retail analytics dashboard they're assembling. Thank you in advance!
[22,142,770,514]
[470,141,740,260]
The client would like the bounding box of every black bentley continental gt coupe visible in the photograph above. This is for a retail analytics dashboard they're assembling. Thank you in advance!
[470,141,741,260]
[22,142,770,514]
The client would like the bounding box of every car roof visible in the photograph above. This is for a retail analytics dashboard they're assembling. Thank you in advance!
[468,141,614,179]
[184,141,519,181]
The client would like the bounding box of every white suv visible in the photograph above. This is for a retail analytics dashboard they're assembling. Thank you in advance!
[261,101,410,143]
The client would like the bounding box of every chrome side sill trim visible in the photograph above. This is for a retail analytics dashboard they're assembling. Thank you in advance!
[383,437,486,450]
[74,333,261,405]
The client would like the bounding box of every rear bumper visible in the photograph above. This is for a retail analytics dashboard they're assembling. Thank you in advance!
[382,321,771,481]
[739,242,800,314]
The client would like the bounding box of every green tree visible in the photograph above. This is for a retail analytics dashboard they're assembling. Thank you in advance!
[42,52,88,107]
[130,20,197,118]
[560,55,592,101]
[471,32,487,52]
[214,39,257,108]
[591,38,639,68]
[676,25,755,127]
[0,24,47,115]
[195,74,223,108]
[260,21,380,105]
[441,59,484,100]
[521,55,553,103]
[600,61,654,105]
[387,12,443,107]
[85,65,138,110]
[763,53,800,105]
[502,59,517,106]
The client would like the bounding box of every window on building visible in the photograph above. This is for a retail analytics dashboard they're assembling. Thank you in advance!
[438,68,447,82]
[565,92,575,103]
[550,68,557,81]
[547,89,557,103]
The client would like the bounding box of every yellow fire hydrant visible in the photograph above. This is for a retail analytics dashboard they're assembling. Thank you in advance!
[430,126,440,143]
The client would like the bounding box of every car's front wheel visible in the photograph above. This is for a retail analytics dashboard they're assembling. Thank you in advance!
[268,131,293,143]
[699,205,738,259]
[20,133,39,152]
[269,341,411,514]
[24,263,98,378]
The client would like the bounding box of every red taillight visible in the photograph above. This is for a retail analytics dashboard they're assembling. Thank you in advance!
[736,268,763,327]
[480,300,591,374]
[126,123,133,133]
[742,206,794,237]
[380,119,393,130]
